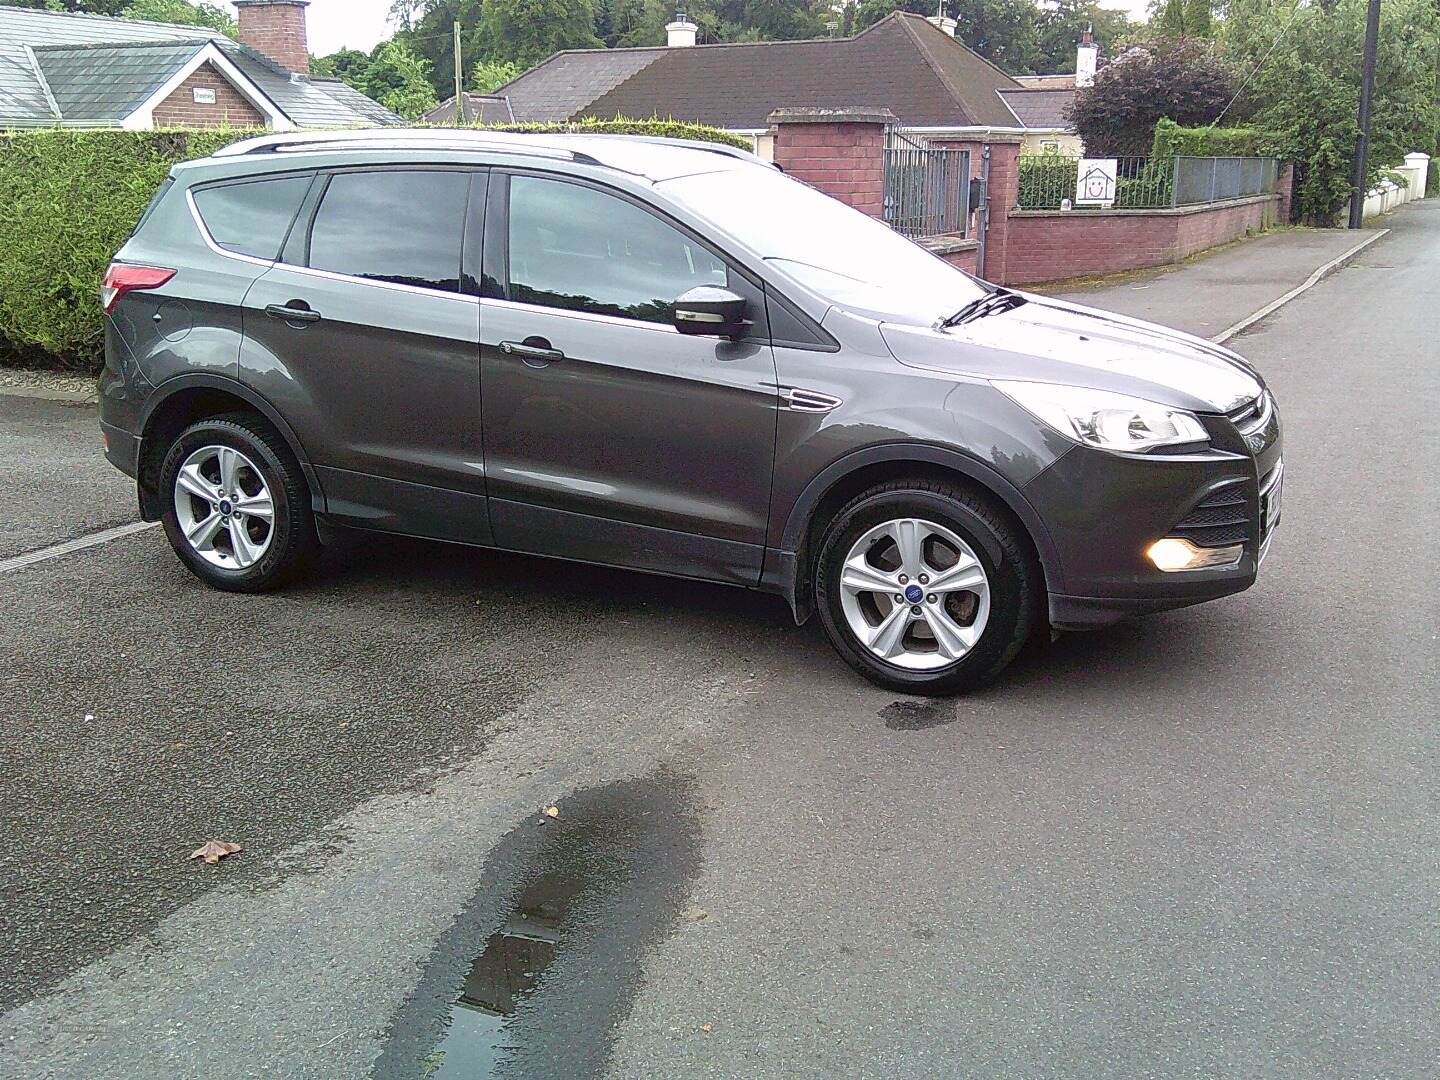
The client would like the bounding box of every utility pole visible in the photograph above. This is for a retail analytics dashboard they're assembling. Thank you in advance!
[1347,0,1381,228]
[453,21,464,127]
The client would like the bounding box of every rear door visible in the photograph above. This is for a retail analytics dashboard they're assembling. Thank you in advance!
[479,170,780,585]
[239,166,490,543]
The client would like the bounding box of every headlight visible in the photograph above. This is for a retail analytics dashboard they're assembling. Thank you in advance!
[993,381,1209,454]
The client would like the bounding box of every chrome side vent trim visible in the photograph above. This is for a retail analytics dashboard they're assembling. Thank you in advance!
[781,387,843,413]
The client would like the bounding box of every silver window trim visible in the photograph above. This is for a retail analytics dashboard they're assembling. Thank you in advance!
[480,296,679,334]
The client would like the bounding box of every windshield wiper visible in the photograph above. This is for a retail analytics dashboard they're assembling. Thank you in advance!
[939,287,1027,329]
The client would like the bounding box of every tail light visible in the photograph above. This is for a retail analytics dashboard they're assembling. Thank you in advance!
[101,263,175,314]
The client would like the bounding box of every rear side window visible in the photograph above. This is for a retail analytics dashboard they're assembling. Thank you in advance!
[306,170,470,293]
[507,175,728,324]
[192,175,310,261]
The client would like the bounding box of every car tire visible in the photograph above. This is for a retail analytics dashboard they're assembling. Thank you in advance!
[814,478,1040,695]
[158,413,318,593]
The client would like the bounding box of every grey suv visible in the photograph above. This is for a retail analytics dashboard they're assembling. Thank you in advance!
[99,130,1282,694]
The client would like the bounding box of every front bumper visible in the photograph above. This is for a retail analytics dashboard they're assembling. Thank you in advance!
[1028,397,1283,630]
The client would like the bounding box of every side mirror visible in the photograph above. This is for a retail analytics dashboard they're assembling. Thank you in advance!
[674,286,750,339]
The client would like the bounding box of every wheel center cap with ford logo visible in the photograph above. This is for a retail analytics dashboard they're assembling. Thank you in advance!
[904,584,924,604]
[219,499,233,516]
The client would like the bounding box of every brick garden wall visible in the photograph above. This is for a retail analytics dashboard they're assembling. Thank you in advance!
[152,63,265,129]
[1004,195,1280,285]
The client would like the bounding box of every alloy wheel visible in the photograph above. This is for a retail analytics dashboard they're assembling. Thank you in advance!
[172,444,275,570]
[837,517,991,671]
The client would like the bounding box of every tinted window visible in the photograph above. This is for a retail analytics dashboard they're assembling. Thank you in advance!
[508,175,727,324]
[193,175,310,260]
[307,170,470,292]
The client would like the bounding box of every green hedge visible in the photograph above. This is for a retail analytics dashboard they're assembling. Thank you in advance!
[481,116,753,150]
[0,128,258,372]
[1150,118,1278,160]
[0,118,750,372]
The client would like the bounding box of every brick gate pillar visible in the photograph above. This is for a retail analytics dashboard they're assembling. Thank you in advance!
[767,107,897,218]
[928,133,1022,283]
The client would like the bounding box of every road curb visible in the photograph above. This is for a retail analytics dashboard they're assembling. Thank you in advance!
[1211,229,1390,344]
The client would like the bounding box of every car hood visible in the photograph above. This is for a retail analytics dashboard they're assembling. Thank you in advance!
[880,293,1265,414]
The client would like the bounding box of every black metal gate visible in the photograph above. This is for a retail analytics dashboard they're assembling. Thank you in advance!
[883,132,971,240]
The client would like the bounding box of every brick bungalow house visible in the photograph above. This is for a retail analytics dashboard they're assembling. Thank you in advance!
[0,0,399,131]
[446,12,1087,156]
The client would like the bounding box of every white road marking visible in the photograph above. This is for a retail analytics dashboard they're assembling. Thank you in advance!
[0,521,160,576]
[1212,229,1389,344]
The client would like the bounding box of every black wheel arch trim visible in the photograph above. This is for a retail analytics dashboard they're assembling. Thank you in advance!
[767,442,1065,622]
[136,372,324,519]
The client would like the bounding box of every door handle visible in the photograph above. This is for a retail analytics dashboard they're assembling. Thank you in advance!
[265,302,321,325]
[500,338,564,365]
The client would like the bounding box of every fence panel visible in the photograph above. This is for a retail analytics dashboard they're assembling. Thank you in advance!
[883,139,971,239]
[1172,156,1279,205]
[1019,153,1281,210]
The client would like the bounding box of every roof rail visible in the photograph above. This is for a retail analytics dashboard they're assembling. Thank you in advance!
[211,128,603,165]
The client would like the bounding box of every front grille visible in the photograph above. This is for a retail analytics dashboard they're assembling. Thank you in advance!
[1172,483,1250,547]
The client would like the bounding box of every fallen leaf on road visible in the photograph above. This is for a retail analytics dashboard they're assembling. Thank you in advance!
[699,1023,713,1033]
[683,905,710,923]
[190,840,242,865]
[543,806,560,819]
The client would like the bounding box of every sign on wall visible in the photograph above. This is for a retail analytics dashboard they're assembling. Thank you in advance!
[1075,158,1118,207]
[193,88,218,105]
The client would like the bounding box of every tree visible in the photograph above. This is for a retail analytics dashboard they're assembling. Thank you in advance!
[1220,0,1440,222]
[1152,0,1212,37]
[122,0,235,34]
[1069,38,1238,153]
[311,48,375,87]
[390,0,486,97]
[471,58,521,92]
[740,0,824,39]
[476,0,603,68]
[1034,0,1136,72]
[364,39,440,118]
[0,0,130,12]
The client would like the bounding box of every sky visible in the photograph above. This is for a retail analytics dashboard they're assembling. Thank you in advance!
[223,0,1152,60]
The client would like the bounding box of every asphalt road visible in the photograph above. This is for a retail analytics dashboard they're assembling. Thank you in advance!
[1,202,1436,1079]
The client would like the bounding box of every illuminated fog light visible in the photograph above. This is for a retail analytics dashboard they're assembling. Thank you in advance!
[1147,537,1244,572]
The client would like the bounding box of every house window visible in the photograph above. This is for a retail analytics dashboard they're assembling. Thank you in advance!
[506,175,727,325]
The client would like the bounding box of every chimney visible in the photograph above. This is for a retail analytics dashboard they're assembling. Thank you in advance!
[235,0,311,76]
[1076,25,1098,87]
[926,2,958,36]
[666,12,697,48]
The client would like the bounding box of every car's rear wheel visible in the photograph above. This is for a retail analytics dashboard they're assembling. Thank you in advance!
[814,479,1039,695]
[159,413,317,592]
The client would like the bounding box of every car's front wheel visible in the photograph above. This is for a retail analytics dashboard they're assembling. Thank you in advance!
[814,479,1040,695]
[158,413,318,592]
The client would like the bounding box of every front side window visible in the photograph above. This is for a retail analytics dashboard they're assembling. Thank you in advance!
[307,170,470,292]
[507,175,727,324]
[193,174,310,260]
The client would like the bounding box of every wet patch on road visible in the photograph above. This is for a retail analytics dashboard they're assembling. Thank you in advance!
[372,772,703,1080]
[881,698,957,730]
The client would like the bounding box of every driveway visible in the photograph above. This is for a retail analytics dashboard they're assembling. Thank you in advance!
[1,202,1436,1079]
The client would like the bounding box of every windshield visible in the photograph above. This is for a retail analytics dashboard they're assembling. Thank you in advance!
[660,166,988,323]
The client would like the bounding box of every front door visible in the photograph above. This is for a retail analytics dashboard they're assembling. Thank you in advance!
[479,172,778,585]
[240,167,489,542]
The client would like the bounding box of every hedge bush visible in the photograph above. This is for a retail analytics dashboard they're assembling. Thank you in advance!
[0,128,258,372]
[0,118,750,372]
[1150,117,1279,160]
[482,116,753,150]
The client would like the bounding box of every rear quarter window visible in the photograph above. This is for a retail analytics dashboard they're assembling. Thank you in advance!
[192,174,312,261]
